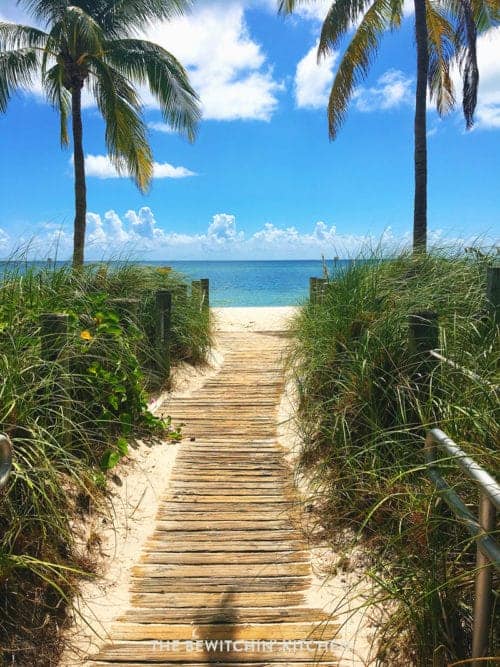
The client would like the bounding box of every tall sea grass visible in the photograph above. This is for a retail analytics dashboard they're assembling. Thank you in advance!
[0,261,212,665]
[288,250,499,665]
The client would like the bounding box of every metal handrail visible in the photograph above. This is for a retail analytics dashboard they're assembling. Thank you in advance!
[430,349,499,392]
[0,433,13,490]
[425,428,500,665]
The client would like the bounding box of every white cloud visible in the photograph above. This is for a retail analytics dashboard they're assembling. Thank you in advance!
[147,122,176,134]
[353,70,413,112]
[2,209,495,260]
[140,2,283,121]
[80,154,196,180]
[295,40,338,109]
[471,27,500,129]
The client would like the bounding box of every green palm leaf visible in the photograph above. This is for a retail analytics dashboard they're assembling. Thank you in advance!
[89,57,153,192]
[323,0,403,138]
[106,39,200,141]
[0,48,38,112]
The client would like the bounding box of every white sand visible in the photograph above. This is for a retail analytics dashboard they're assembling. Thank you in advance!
[213,306,297,331]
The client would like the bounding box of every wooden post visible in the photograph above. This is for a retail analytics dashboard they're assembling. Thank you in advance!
[310,277,327,304]
[317,278,327,303]
[40,313,71,442]
[408,310,439,395]
[175,284,188,301]
[200,278,210,310]
[486,265,499,324]
[155,290,172,378]
[110,298,139,323]
[40,313,69,363]
[309,277,317,304]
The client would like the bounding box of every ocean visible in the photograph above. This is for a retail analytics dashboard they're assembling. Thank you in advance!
[0,259,352,307]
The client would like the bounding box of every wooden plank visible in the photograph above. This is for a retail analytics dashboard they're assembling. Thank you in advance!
[130,577,311,593]
[139,551,310,565]
[110,621,338,641]
[117,608,329,624]
[95,642,339,663]
[162,496,293,505]
[153,521,291,530]
[131,563,311,578]
[144,541,306,553]
[150,530,298,540]
[93,661,339,666]
[129,592,306,608]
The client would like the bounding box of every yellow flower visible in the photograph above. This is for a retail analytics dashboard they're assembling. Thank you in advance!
[80,330,93,341]
[157,266,172,275]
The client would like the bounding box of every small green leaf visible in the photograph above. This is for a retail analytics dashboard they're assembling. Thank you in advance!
[100,449,121,471]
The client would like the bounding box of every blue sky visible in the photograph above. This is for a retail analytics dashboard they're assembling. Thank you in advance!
[0,0,498,260]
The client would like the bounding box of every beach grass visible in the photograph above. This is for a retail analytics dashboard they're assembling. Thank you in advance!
[288,249,499,665]
[0,261,212,665]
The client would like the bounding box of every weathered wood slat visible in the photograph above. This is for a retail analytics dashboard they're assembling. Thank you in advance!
[129,592,306,608]
[95,643,339,663]
[131,563,311,578]
[139,551,310,565]
[110,621,338,641]
[117,607,330,623]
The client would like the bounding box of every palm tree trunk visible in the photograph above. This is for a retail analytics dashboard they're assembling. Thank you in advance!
[413,0,428,253]
[71,85,87,268]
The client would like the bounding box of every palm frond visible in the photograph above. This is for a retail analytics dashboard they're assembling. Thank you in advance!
[60,6,105,59]
[16,0,68,26]
[426,0,455,115]
[43,63,70,145]
[0,22,49,51]
[88,57,153,192]
[325,0,399,139]
[105,39,200,141]
[319,0,380,55]
[0,48,38,112]
[81,0,193,36]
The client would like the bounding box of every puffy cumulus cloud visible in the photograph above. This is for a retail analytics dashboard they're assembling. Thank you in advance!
[140,2,282,121]
[206,214,245,244]
[353,70,413,112]
[80,154,196,180]
[295,41,338,109]
[1,210,494,260]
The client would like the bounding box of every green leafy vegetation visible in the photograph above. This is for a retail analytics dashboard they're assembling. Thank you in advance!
[0,261,212,665]
[288,251,499,665]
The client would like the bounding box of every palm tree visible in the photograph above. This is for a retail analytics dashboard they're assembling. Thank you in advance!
[0,0,200,267]
[279,0,498,252]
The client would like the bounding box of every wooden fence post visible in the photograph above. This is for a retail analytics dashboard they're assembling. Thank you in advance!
[40,313,71,442]
[40,313,69,364]
[110,298,140,324]
[155,290,172,378]
[486,265,499,324]
[310,277,327,304]
[200,279,210,309]
[408,310,439,395]
[309,277,317,303]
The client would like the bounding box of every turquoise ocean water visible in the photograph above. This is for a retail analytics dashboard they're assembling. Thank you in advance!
[0,259,351,307]
[162,260,349,307]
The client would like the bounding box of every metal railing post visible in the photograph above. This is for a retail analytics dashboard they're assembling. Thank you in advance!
[472,493,496,665]
[0,433,13,491]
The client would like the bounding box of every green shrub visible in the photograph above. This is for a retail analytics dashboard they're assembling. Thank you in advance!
[289,250,499,665]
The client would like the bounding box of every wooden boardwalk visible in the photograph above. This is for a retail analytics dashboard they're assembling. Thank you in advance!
[91,331,339,666]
